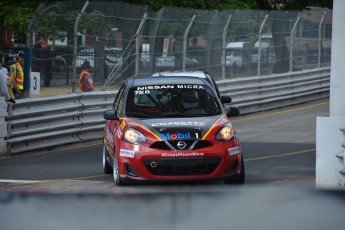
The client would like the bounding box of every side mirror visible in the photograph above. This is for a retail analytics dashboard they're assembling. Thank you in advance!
[220,95,232,104]
[103,109,119,120]
[226,106,240,117]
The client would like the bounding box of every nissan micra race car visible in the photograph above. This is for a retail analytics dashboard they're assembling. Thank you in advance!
[103,75,245,185]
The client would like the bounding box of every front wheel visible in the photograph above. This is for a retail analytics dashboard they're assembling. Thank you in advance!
[113,155,125,186]
[102,144,112,174]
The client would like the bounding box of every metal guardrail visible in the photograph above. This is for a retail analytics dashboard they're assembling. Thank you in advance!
[5,92,116,154]
[1,67,330,155]
[219,67,330,114]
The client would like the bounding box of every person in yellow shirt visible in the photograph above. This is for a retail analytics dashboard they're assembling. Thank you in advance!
[8,52,24,100]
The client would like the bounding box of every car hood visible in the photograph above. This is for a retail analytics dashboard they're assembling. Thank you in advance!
[131,116,224,141]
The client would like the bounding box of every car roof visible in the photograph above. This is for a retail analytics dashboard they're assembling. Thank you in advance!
[151,71,207,79]
[79,48,93,52]
[127,76,210,88]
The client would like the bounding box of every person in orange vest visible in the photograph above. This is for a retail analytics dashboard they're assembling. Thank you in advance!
[79,59,95,92]
[8,51,25,100]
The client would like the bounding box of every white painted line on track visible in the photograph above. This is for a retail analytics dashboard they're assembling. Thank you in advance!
[0,179,42,183]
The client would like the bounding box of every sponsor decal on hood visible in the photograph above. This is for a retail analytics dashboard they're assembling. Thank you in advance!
[151,121,206,127]
[132,116,222,140]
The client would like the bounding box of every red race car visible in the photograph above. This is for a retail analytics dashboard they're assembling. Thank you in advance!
[103,75,245,185]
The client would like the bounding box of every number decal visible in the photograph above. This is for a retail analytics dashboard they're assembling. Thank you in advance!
[33,76,37,90]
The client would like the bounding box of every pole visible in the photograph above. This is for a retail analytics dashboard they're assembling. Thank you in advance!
[330,0,345,117]
[222,14,232,79]
[182,15,196,71]
[135,13,147,77]
[318,11,326,68]
[23,47,32,98]
[289,16,300,72]
[26,4,43,48]
[257,14,268,76]
[72,1,89,93]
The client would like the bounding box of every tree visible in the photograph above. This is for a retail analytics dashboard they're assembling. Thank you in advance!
[0,0,332,48]
[254,0,333,73]
[140,0,256,11]
[0,1,36,43]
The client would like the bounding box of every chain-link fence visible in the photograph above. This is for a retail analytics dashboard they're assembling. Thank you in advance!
[5,1,332,97]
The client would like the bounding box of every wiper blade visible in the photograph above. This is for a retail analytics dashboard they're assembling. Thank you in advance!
[126,112,152,118]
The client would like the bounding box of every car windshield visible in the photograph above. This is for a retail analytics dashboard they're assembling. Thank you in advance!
[105,49,123,59]
[126,84,221,118]
[78,49,120,56]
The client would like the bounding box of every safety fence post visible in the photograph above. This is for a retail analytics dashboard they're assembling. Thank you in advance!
[135,13,148,77]
[257,14,268,76]
[182,15,196,71]
[289,16,300,72]
[318,11,327,68]
[222,14,232,80]
[72,1,90,93]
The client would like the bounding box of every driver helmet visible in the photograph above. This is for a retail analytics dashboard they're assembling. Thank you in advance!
[181,90,199,109]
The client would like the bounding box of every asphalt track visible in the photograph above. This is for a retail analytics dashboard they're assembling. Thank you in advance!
[0,98,330,190]
[1,98,345,230]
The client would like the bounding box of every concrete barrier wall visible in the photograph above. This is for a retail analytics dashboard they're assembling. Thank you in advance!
[316,117,345,189]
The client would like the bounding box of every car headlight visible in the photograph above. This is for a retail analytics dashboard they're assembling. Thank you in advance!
[215,123,235,141]
[123,127,148,144]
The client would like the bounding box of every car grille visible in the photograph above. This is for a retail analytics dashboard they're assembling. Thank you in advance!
[142,156,221,176]
[150,140,212,150]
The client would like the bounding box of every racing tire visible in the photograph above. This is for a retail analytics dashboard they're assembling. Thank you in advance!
[224,157,245,185]
[113,155,125,186]
[102,144,112,174]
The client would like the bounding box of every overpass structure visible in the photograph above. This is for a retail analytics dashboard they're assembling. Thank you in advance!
[316,0,345,189]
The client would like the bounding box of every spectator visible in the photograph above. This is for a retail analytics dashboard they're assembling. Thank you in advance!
[41,45,53,87]
[79,60,95,92]
[0,63,14,103]
[32,42,44,72]
[8,52,25,99]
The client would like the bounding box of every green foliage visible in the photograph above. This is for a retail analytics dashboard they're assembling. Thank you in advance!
[143,0,256,11]
[36,11,63,38]
[80,10,107,35]
[227,11,263,43]
[0,0,333,45]
[0,1,36,40]
[254,0,332,10]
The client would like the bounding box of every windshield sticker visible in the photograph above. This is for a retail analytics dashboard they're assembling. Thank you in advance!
[137,85,174,90]
[135,85,204,95]
[176,85,204,89]
[151,121,205,127]
[161,152,204,158]
[120,149,135,158]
